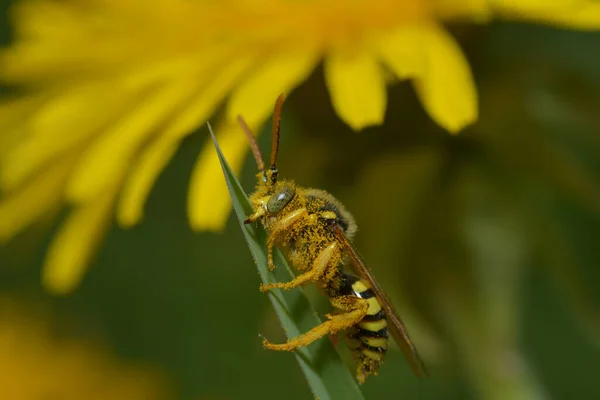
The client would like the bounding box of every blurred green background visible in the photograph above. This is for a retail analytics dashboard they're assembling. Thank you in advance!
[1,3,599,399]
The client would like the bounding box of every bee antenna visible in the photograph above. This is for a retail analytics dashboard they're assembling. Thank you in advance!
[269,94,285,178]
[237,115,267,181]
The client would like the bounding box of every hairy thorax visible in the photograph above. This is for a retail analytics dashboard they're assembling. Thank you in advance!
[249,178,357,281]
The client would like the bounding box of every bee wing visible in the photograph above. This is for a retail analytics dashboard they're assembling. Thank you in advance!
[332,224,429,378]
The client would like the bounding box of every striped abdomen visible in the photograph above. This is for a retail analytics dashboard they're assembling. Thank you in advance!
[340,273,388,382]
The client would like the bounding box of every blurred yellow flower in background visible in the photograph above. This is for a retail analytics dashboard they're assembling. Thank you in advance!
[0,298,173,400]
[1,0,600,294]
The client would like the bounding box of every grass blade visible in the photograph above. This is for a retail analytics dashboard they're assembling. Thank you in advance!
[208,123,365,400]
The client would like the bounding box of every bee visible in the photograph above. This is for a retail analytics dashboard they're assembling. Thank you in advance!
[238,94,428,383]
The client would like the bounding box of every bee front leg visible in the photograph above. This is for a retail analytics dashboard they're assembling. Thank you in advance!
[263,295,369,351]
[261,243,337,292]
[265,208,307,271]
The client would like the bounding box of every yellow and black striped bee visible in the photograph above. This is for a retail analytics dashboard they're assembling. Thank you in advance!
[238,95,428,383]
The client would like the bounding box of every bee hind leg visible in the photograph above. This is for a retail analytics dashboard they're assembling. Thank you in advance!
[263,295,368,351]
[261,243,337,292]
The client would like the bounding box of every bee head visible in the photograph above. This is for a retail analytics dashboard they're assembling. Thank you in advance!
[244,180,295,224]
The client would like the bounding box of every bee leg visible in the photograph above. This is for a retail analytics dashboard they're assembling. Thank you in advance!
[265,208,308,271]
[261,243,336,292]
[263,295,368,351]
[261,242,336,292]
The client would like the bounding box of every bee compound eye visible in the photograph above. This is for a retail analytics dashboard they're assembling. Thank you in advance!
[267,187,296,213]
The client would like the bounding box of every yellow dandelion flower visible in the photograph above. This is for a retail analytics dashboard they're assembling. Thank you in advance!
[1,0,600,294]
[0,298,174,400]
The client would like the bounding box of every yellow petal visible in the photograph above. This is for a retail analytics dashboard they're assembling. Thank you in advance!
[2,1,145,84]
[0,157,74,242]
[543,6,600,30]
[66,79,198,203]
[324,49,387,130]
[381,25,478,133]
[0,94,48,159]
[375,26,426,79]
[226,47,319,126]
[42,192,115,295]
[490,0,592,15]
[119,40,246,92]
[1,82,138,190]
[116,138,179,228]
[0,1,81,83]
[117,55,255,227]
[492,1,600,29]
[188,118,257,231]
